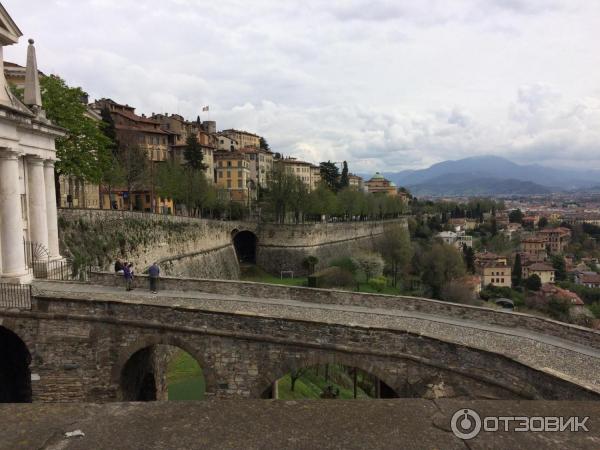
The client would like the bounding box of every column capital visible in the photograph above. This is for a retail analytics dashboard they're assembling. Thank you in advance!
[27,156,45,166]
[43,159,56,168]
[0,148,22,160]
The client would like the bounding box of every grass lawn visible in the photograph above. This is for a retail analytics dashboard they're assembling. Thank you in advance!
[276,369,371,400]
[240,265,307,287]
[167,350,205,401]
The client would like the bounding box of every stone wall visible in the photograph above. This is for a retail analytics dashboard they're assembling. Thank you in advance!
[58,209,404,278]
[58,209,243,280]
[90,272,600,351]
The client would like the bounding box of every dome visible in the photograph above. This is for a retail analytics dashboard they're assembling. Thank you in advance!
[371,172,384,180]
[389,182,397,187]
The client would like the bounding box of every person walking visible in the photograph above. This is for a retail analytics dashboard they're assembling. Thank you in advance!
[123,263,134,291]
[148,262,160,294]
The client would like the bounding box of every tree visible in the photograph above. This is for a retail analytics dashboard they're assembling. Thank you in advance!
[259,137,270,151]
[440,280,477,305]
[40,75,113,201]
[379,225,413,287]
[352,252,384,282]
[512,253,523,287]
[551,254,567,281]
[183,134,207,171]
[319,161,340,192]
[339,161,349,189]
[463,245,475,274]
[289,368,306,392]
[302,256,319,274]
[420,243,466,298]
[509,209,524,224]
[538,217,549,228]
[114,130,149,210]
[524,274,542,291]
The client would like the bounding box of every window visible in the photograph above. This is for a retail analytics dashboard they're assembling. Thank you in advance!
[238,160,242,167]
[218,171,223,178]
[227,180,232,188]
[218,161,223,167]
[227,170,231,178]
[227,161,232,167]
[146,194,150,203]
[238,170,242,178]
[238,179,243,188]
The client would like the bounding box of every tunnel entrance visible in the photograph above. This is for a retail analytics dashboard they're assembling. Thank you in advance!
[120,345,205,401]
[265,363,398,399]
[233,230,257,264]
[0,326,32,403]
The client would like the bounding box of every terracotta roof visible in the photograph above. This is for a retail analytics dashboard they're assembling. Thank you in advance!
[527,263,555,272]
[577,272,600,284]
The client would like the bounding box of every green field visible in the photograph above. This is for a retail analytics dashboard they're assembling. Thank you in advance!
[240,265,307,287]
[167,350,205,401]
[276,366,374,400]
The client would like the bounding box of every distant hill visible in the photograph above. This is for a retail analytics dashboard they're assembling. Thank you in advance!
[359,155,600,196]
[407,173,551,197]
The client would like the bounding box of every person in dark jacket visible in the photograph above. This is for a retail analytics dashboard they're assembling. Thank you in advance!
[123,263,134,291]
[148,262,160,294]
[114,259,124,274]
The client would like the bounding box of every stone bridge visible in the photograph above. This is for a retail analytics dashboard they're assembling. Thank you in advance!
[1,273,599,403]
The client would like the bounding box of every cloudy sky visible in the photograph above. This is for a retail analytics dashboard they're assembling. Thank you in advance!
[4,0,600,172]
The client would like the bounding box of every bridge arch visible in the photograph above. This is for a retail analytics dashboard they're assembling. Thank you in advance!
[114,336,213,401]
[0,325,32,403]
[232,230,258,263]
[256,353,400,399]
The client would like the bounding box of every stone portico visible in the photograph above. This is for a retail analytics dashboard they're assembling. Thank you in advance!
[0,4,64,283]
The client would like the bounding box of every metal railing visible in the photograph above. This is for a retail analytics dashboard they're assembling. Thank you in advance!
[0,283,31,310]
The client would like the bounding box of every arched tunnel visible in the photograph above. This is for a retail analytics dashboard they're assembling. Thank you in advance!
[233,230,258,264]
[0,326,32,403]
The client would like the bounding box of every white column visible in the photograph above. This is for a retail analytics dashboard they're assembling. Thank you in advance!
[0,150,28,277]
[44,160,61,259]
[27,157,48,251]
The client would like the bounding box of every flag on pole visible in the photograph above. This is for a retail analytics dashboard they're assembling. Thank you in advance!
[202,105,209,111]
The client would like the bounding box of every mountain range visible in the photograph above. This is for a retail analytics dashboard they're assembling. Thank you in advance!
[364,155,600,197]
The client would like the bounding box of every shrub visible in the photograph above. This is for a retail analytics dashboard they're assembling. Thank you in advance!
[329,257,358,274]
[368,276,387,292]
[308,266,355,288]
[524,274,542,291]
[352,252,384,281]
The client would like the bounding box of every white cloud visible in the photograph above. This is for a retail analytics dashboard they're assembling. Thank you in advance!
[3,0,600,172]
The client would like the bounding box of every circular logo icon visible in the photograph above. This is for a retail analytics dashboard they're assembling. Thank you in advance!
[451,408,482,440]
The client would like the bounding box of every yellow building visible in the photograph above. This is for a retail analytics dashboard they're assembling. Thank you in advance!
[274,157,319,191]
[365,172,398,196]
[348,174,364,191]
[521,236,547,258]
[220,129,260,149]
[481,265,512,288]
[523,262,555,284]
[214,151,251,202]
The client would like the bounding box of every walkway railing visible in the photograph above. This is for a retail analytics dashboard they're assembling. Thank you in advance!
[0,283,31,310]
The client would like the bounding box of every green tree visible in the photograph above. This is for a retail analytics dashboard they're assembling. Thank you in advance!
[40,75,113,200]
[538,216,549,228]
[339,161,349,189]
[378,224,413,287]
[421,243,466,298]
[509,209,524,224]
[463,245,475,274]
[259,136,270,151]
[183,134,207,171]
[524,274,542,291]
[551,254,567,281]
[352,252,384,282]
[512,253,523,287]
[319,161,340,192]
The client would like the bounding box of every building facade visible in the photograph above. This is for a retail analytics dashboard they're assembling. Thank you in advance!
[214,150,251,202]
[220,129,260,149]
[365,173,398,196]
[0,8,65,283]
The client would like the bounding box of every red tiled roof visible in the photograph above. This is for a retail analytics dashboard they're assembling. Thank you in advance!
[527,263,555,272]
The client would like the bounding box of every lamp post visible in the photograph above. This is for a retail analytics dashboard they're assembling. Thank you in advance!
[246,179,256,219]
